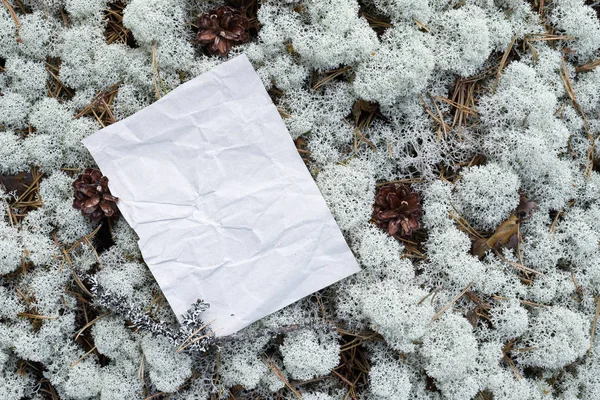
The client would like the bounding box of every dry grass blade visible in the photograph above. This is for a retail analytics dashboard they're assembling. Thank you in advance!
[1,0,21,29]
[312,66,351,90]
[72,270,93,297]
[46,59,74,99]
[331,369,355,387]
[524,33,575,42]
[589,295,600,354]
[11,167,43,208]
[333,330,373,399]
[430,95,448,139]
[420,95,451,140]
[277,107,291,118]
[360,11,392,31]
[176,319,215,352]
[431,282,473,321]
[336,329,382,352]
[447,207,484,240]
[538,0,545,16]
[492,295,546,308]
[262,355,303,398]
[353,128,377,152]
[17,313,58,320]
[413,18,430,32]
[560,57,595,179]
[74,312,111,341]
[493,32,519,93]
[70,346,97,368]
[435,96,477,120]
[493,249,544,276]
[151,41,165,100]
[104,1,132,45]
[68,224,104,253]
[73,84,120,126]
[504,353,523,381]
[376,178,424,187]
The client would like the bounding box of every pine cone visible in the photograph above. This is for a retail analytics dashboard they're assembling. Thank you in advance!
[72,168,119,221]
[373,184,423,237]
[197,6,250,56]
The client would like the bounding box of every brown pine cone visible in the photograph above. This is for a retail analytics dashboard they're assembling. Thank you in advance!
[373,184,422,237]
[197,6,250,56]
[72,168,119,221]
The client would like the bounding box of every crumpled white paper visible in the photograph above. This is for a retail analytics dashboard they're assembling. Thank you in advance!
[82,55,360,336]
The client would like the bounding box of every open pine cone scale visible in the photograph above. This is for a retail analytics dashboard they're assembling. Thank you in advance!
[373,184,422,237]
[197,6,250,56]
[72,168,120,221]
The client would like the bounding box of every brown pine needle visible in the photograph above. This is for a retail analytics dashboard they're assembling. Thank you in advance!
[413,18,430,32]
[176,319,215,352]
[492,295,547,308]
[430,95,448,139]
[420,95,451,140]
[431,282,473,321]
[588,295,600,355]
[74,312,111,341]
[331,368,355,387]
[262,354,303,398]
[312,66,351,90]
[2,0,21,29]
[17,313,58,320]
[493,32,519,93]
[560,57,595,179]
[504,354,523,381]
[576,58,600,73]
[70,346,97,368]
[434,96,477,115]
[151,41,165,100]
[493,249,545,276]
[524,33,575,42]
[71,270,93,297]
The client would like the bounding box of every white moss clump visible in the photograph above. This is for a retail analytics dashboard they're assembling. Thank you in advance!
[280,329,340,380]
[219,335,270,390]
[421,313,479,398]
[454,162,521,231]
[353,28,434,106]
[65,0,107,22]
[0,131,27,174]
[3,57,48,101]
[518,307,589,369]
[316,159,375,231]
[369,357,411,399]
[489,298,529,341]
[141,334,192,393]
[17,11,57,58]
[123,0,194,71]
[548,0,600,62]
[362,281,434,353]
[0,190,22,275]
[92,316,140,361]
[369,0,440,24]
[428,5,492,77]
